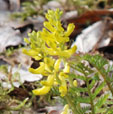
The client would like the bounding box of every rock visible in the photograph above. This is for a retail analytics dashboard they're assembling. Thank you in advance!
[0,0,8,10]
[63,10,78,20]
[43,1,63,11]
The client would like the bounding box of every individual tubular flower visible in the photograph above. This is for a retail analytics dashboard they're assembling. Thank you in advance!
[29,62,45,74]
[58,74,68,97]
[44,57,55,72]
[57,45,77,58]
[54,59,61,72]
[59,83,67,97]
[63,63,70,73]
[61,104,69,114]
[73,80,77,87]
[32,86,51,95]
[64,23,75,37]
[41,74,55,86]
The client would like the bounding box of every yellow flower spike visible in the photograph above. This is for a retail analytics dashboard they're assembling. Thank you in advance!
[61,104,69,114]
[23,9,77,98]
[73,80,77,87]
[63,63,70,73]
[41,75,54,86]
[59,84,67,97]
[54,59,61,72]
[29,62,45,74]
[65,23,75,37]
[32,86,51,95]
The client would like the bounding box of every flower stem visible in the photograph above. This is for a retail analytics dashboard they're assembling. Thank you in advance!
[65,95,80,114]
[86,76,95,114]
[97,70,113,96]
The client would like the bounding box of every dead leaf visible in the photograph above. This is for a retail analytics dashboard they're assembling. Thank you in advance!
[72,21,110,53]
[67,9,113,38]
[49,110,60,114]
[9,87,29,100]
[1,65,42,88]
[0,26,22,53]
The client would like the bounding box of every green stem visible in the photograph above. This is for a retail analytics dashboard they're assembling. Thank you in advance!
[65,95,80,114]
[9,98,29,111]
[97,69,113,96]
[86,76,95,114]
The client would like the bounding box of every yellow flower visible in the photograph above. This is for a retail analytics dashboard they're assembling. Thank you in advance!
[45,45,77,58]
[73,80,77,87]
[44,57,55,68]
[29,62,45,74]
[57,45,77,58]
[22,48,38,56]
[54,59,61,72]
[64,23,75,37]
[63,63,70,73]
[61,104,69,114]
[32,86,51,95]
[23,9,77,97]
[59,75,67,97]
[59,84,67,97]
[41,28,55,43]
[41,74,54,86]
[44,57,55,73]
[59,72,69,78]
[44,21,55,33]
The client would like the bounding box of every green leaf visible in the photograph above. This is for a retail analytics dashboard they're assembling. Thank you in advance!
[84,54,108,69]
[95,93,109,109]
[89,80,96,90]
[92,82,105,100]
[82,106,90,113]
[70,87,88,93]
[105,106,113,114]
[69,73,86,81]
[76,96,90,103]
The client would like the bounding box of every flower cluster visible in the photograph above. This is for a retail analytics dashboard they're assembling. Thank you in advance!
[23,9,77,97]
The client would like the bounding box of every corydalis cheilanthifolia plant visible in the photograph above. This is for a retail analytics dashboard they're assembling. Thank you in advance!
[23,9,77,97]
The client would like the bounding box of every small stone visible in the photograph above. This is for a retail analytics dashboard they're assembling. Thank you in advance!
[43,1,63,11]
